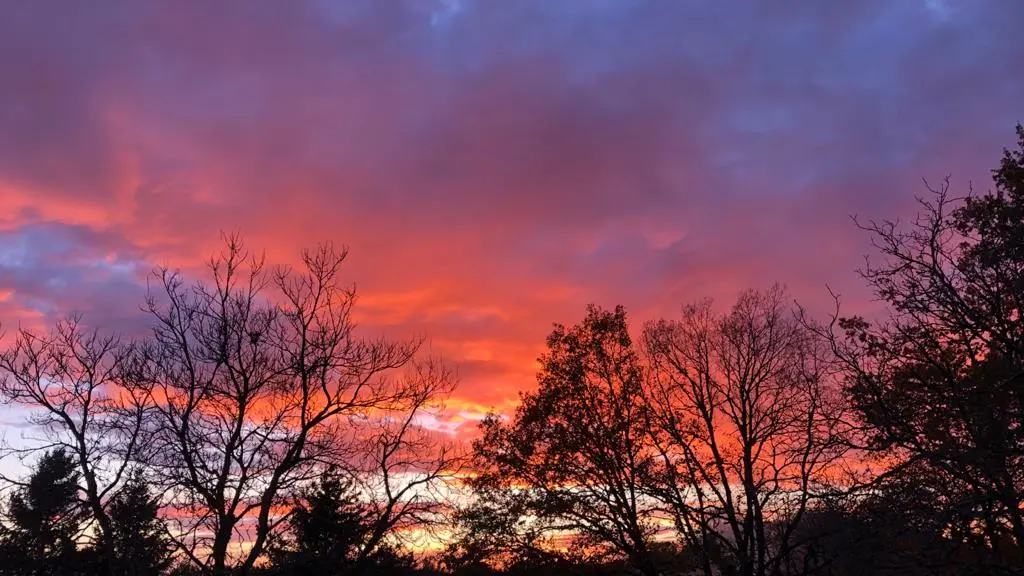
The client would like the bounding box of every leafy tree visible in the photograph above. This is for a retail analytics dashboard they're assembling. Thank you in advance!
[0,449,87,575]
[827,124,1024,563]
[468,305,661,576]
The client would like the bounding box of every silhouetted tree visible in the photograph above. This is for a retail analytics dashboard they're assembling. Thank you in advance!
[469,306,661,576]
[102,470,173,576]
[443,486,565,573]
[797,461,1013,576]
[272,467,366,571]
[825,124,1024,566]
[851,463,1001,574]
[0,449,87,575]
[121,236,457,575]
[0,318,150,576]
[269,466,417,575]
[643,286,849,576]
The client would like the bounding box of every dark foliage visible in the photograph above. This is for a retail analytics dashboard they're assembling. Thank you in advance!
[824,123,1024,572]
[266,467,417,576]
[0,449,88,575]
[103,470,174,576]
[465,305,663,575]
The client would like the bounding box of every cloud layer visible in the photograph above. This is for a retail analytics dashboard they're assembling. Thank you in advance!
[1,0,1022,418]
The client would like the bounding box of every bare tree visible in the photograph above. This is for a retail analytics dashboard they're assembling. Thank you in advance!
[643,286,848,576]
[266,357,462,574]
[345,356,463,564]
[0,317,150,576]
[122,236,456,575]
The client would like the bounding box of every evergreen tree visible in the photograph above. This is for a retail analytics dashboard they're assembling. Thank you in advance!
[269,467,415,575]
[0,448,86,576]
[103,470,172,576]
[278,467,368,572]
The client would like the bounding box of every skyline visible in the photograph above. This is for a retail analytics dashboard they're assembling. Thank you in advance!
[2,0,1024,429]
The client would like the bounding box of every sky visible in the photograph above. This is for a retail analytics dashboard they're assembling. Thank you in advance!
[0,0,1022,428]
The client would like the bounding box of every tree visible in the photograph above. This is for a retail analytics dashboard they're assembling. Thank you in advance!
[270,467,367,572]
[469,305,661,576]
[826,124,1024,561]
[796,461,1009,576]
[0,318,149,575]
[122,236,456,575]
[103,470,173,576]
[643,286,848,576]
[268,466,416,575]
[341,361,461,567]
[847,462,1000,574]
[443,483,567,573]
[0,448,87,576]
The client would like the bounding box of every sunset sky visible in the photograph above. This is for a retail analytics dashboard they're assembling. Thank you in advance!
[1,0,1023,429]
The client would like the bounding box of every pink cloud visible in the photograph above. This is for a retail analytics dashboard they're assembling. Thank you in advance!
[0,0,1021,418]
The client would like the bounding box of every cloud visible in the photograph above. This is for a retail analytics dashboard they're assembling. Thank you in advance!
[0,0,1021,421]
[0,224,149,333]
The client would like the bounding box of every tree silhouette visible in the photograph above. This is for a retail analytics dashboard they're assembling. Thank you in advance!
[443,482,568,573]
[102,470,173,576]
[0,449,86,575]
[119,236,456,575]
[273,467,368,571]
[268,466,416,575]
[826,124,1024,565]
[0,318,150,576]
[469,305,662,576]
[643,286,849,576]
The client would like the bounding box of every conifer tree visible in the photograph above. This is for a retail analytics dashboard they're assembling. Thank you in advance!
[104,470,173,576]
[0,449,86,576]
